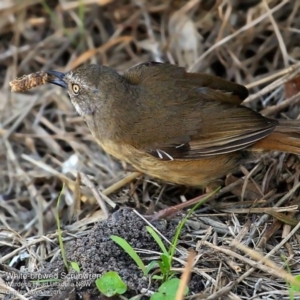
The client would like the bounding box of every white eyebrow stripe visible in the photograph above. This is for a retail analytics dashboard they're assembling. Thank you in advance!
[71,101,84,116]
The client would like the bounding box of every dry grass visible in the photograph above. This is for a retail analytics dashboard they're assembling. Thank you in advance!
[1,0,300,299]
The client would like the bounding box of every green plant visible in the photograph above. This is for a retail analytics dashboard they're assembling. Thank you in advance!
[29,187,80,287]
[291,275,300,293]
[146,226,173,281]
[56,184,81,273]
[150,278,188,300]
[41,1,65,32]
[282,255,300,300]
[56,184,69,271]
[77,0,85,36]
[147,188,220,282]
[95,271,127,297]
[70,261,81,273]
[41,0,85,41]
[110,235,147,276]
[110,189,219,298]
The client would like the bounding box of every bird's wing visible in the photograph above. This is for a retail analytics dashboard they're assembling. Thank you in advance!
[123,62,277,160]
[125,61,249,104]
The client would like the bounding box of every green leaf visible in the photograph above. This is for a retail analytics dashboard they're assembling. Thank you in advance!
[95,271,127,297]
[55,184,69,272]
[69,261,80,273]
[152,274,164,280]
[169,188,220,259]
[160,254,171,272]
[111,235,147,275]
[158,260,168,274]
[157,253,172,280]
[291,275,300,292]
[150,278,189,300]
[146,260,158,275]
[146,226,168,255]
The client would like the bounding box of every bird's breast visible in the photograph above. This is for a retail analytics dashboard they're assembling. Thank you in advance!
[94,138,244,186]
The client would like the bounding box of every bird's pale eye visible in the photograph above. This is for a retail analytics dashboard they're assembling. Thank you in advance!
[72,83,80,94]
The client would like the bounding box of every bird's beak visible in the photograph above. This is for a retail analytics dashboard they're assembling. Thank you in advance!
[46,70,68,89]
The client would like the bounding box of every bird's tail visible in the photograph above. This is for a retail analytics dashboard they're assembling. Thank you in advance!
[251,120,300,155]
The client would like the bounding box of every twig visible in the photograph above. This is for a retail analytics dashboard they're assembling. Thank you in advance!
[176,250,196,300]
[79,172,110,218]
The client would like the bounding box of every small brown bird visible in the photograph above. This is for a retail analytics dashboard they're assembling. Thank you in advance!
[47,62,300,186]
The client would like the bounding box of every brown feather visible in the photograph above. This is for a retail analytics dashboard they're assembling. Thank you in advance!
[252,120,300,154]
[123,62,277,160]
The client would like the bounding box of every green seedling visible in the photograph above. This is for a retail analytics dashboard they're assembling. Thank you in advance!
[110,235,147,276]
[110,188,219,298]
[282,255,300,300]
[70,261,81,273]
[146,226,168,255]
[78,0,85,36]
[56,184,69,271]
[41,1,64,32]
[291,275,300,293]
[95,271,127,297]
[146,226,172,281]
[170,188,220,259]
[150,278,188,300]
[56,184,81,273]
[41,0,85,42]
[148,188,220,282]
